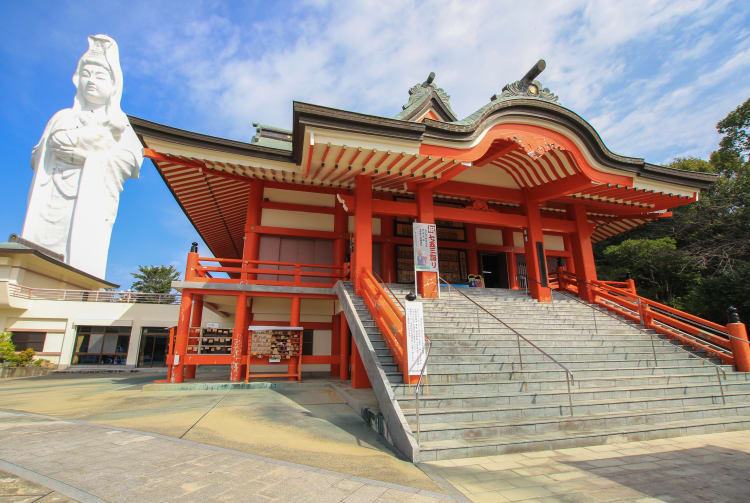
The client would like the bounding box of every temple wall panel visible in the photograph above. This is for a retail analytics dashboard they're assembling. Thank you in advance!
[476,228,503,246]
[513,232,525,248]
[348,216,381,235]
[263,188,334,207]
[543,234,565,251]
[261,209,334,232]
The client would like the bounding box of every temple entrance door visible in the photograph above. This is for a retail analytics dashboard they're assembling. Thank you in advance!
[480,253,509,288]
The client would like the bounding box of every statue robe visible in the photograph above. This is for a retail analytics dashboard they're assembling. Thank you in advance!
[22,108,142,279]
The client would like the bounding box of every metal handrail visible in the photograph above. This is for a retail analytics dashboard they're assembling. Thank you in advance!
[414,336,433,445]
[555,275,727,404]
[6,283,181,304]
[438,276,575,416]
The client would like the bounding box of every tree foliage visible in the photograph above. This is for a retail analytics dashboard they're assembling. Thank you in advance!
[595,97,750,324]
[130,265,180,294]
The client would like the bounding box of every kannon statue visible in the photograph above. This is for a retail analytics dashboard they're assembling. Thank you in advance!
[21,35,143,279]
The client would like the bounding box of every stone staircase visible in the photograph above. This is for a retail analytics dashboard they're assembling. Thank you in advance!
[342,282,750,462]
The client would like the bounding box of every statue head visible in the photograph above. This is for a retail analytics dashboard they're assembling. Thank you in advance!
[72,35,125,124]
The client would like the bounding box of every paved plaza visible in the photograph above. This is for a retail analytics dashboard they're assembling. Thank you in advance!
[2,374,750,502]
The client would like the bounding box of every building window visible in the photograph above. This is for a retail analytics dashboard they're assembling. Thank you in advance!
[302,329,314,356]
[72,326,131,365]
[10,332,45,352]
[395,246,467,284]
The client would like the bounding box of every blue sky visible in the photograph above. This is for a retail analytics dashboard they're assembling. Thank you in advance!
[1,0,749,288]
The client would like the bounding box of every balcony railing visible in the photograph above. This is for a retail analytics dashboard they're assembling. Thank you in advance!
[7,283,180,304]
[186,255,348,288]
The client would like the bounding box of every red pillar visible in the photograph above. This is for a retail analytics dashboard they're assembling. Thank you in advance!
[334,202,348,280]
[380,212,396,283]
[171,290,193,383]
[502,228,519,290]
[242,179,264,281]
[354,175,373,294]
[728,308,750,372]
[330,312,340,376]
[466,224,479,276]
[241,299,253,378]
[184,295,203,379]
[339,312,349,380]
[523,203,551,302]
[350,336,371,388]
[562,235,576,274]
[416,185,438,298]
[568,203,597,302]
[288,296,301,381]
[230,294,247,382]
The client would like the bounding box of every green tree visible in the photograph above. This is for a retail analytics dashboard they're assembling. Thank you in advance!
[130,265,180,294]
[0,332,16,364]
[594,97,750,323]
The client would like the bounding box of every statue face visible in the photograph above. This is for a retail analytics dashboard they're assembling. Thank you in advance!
[78,63,114,105]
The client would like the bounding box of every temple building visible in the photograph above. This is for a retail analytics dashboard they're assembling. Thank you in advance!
[126,61,716,385]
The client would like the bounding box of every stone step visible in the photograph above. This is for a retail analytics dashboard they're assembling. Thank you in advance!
[416,414,750,461]
[412,403,750,443]
[396,382,748,411]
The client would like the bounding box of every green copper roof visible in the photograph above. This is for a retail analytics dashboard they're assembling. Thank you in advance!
[395,72,457,122]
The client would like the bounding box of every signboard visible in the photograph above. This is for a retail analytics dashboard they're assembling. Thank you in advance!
[412,223,439,272]
[405,301,427,376]
[249,326,303,360]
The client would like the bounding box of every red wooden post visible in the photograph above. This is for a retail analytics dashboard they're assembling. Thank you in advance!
[502,228,519,290]
[466,224,479,277]
[568,203,597,302]
[230,294,247,382]
[334,202,348,280]
[171,290,193,383]
[330,313,340,376]
[350,337,371,388]
[184,295,203,379]
[241,299,253,378]
[339,312,349,380]
[562,234,576,275]
[354,175,373,294]
[288,296,301,381]
[557,266,566,291]
[523,202,551,302]
[416,185,438,298]
[242,179,264,282]
[728,307,750,372]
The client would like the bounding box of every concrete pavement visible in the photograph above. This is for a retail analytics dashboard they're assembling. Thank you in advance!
[422,430,750,502]
[0,409,452,502]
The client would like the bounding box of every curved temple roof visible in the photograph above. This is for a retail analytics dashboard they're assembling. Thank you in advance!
[129,61,716,258]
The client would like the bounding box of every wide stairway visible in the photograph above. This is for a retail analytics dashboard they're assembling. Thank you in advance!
[346,282,750,462]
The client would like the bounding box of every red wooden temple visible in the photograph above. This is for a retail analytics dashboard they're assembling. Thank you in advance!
[130,61,722,385]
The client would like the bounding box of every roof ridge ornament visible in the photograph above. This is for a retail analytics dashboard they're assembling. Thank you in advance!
[396,71,457,121]
[491,59,559,103]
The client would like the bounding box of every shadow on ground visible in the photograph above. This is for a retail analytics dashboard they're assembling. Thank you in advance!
[0,372,441,493]
[563,445,750,503]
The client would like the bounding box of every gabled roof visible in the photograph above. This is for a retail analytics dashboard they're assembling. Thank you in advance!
[395,72,457,122]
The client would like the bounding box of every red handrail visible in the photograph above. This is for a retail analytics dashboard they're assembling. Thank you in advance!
[358,269,409,383]
[185,255,347,287]
[557,270,736,364]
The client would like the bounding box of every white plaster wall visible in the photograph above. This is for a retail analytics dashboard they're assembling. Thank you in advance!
[476,228,502,246]
[262,209,334,232]
[543,234,565,251]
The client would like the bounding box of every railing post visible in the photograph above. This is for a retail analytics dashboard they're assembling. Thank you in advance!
[186,243,199,281]
[626,271,637,295]
[557,266,566,291]
[727,306,750,372]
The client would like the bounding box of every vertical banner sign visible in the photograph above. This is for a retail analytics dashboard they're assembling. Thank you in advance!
[412,223,439,272]
[405,300,427,375]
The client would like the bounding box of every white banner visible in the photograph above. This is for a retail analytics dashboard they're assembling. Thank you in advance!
[405,301,427,376]
[412,222,438,272]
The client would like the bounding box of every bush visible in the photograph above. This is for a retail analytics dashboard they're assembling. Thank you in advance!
[0,332,15,365]
[12,348,36,367]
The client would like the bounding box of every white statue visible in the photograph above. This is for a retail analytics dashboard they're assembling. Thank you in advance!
[21,35,143,279]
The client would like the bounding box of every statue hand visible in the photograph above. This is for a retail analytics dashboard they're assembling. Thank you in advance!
[53,144,87,165]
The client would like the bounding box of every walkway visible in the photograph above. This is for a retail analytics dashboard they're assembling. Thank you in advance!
[0,410,451,503]
[421,429,750,502]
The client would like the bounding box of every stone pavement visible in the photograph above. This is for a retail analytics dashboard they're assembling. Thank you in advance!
[0,410,453,503]
[0,468,77,502]
[421,429,750,502]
